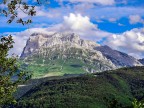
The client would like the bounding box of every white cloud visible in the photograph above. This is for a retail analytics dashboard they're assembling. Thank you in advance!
[14,5,62,19]
[57,0,115,5]
[118,23,125,26]
[73,3,95,11]
[0,4,6,9]
[88,7,144,22]
[129,15,144,24]
[30,13,111,41]
[108,18,117,22]
[105,28,144,58]
[52,13,111,40]
[35,7,62,18]
[63,13,97,31]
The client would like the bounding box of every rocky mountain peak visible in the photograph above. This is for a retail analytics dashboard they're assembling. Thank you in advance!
[20,32,100,58]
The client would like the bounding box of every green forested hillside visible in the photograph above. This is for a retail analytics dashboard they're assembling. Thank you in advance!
[15,66,144,108]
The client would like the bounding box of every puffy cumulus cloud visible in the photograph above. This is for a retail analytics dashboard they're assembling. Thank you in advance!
[63,13,97,31]
[129,15,144,24]
[52,13,112,40]
[31,13,111,41]
[57,0,115,5]
[105,28,144,58]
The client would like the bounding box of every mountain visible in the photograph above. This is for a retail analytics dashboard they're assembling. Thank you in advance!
[15,66,144,108]
[139,59,144,65]
[21,32,100,58]
[20,32,142,78]
[95,45,142,67]
[20,32,116,78]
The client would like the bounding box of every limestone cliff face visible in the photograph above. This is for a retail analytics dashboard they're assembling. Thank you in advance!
[20,32,116,72]
[21,32,100,58]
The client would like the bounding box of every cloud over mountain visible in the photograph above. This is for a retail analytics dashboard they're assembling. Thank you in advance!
[106,28,144,58]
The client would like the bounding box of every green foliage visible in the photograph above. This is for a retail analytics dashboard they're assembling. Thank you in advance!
[15,66,144,108]
[21,57,91,78]
[0,0,49,107]
[0,36,31,107]
[132,99,144,108]
[0,0,49,25]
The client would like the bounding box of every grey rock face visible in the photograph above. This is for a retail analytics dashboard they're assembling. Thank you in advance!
[20,32,116,73]
[21,32,100,58]
[95,45,142,67]
[139,59,144,65]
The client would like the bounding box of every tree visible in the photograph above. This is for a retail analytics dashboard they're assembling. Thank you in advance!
[0,35,31,107]
[0,0,49,106]
[132,99,144,108]
[0,0,49,25]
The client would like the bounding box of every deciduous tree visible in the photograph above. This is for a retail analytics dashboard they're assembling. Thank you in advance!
[0,35,31,106]
[0,0,49,106]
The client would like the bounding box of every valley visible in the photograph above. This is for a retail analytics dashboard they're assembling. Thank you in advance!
[15,66,144,108]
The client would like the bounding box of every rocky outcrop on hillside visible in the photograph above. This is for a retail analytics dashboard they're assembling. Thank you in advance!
[139,59,144,65]
[95,45,142,67]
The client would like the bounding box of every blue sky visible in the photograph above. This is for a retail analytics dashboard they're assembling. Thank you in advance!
[0,0,144,58]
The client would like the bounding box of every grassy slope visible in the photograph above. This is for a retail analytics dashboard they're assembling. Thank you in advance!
[21,56,97,78]
[20,47,113,78]
[15,66,144,108]
[22,58,87,78]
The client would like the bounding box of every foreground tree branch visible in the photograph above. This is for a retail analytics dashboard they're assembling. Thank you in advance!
[0,0,49,25]
[0,35,31,107]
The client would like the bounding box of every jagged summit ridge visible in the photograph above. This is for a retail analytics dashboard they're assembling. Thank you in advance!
[21,32,100,58]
